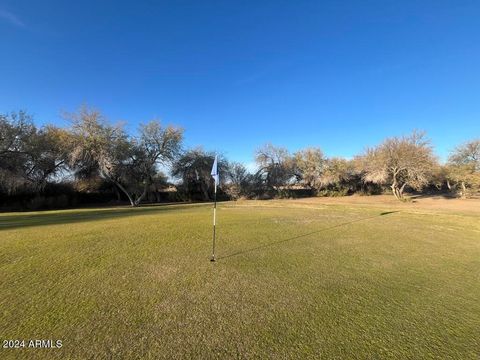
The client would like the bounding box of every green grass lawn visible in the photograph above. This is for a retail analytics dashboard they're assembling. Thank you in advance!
[1,199,479,359]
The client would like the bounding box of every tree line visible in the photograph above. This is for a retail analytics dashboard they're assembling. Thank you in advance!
[1,106,479,210]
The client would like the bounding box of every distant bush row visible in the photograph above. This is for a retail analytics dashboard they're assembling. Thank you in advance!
[1,107,479,210]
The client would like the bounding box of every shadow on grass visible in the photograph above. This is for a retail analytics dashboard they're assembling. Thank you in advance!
[218,211,400,260]
[380,211,398,215]
[0,203,209,231]
[410,193,460,200]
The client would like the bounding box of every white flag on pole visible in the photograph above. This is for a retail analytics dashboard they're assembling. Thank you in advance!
[211,155,219,186]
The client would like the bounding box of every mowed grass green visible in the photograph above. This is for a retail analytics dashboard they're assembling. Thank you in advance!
[0,199,479,359]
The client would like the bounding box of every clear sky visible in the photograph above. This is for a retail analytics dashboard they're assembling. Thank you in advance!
[1,0,479,164]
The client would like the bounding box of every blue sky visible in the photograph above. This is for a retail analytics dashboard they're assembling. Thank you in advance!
[1,0,479,164]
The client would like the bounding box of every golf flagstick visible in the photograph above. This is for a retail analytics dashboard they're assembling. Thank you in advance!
[210,155,219,262]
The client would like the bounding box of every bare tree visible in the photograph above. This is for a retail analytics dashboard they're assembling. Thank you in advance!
[127,121,183,205]
[225,162,253,199]
[0,112,70,193]
[320,157,355,190]
[24,126,72,188]
[359,131,437,200]
[255,143,294,189]
[0,111,35,194]
[446,139,480,198]
[171,149,226,201]
[449,139,480,170]
[293,147,325,189]
[68,106,182,206]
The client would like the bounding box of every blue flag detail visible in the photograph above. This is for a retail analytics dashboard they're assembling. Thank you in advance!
[211,155,219,186]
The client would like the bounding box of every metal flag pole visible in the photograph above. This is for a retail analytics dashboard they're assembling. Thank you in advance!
[210,154,218,262]
[211,180,217,262]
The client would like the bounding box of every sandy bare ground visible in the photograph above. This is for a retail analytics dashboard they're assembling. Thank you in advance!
[235,195,480,215]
